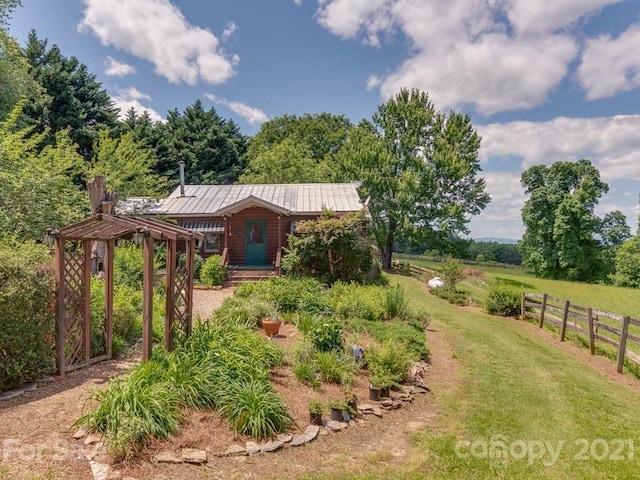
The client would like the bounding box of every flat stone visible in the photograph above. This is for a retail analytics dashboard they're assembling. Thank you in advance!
[155,452,183,464]
[358,403,374,412]
[291,434,306,447]
[303,425,320,442]
[325,420,348,432]
[380,399,401,410]
[260,440,284,453]
[89,461,110,480]
[371,407,383,418]
[225,444,247,456]
[277,433,293,443]
[73,426,88,439]
[245,441,261,455]
[85,433,103,445]
[0,383,36,401]
[182,448,207,464]
[37,376,55,384]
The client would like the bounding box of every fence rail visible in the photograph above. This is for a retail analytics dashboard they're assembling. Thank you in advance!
[395,253,523,270]
[521,292,640,373]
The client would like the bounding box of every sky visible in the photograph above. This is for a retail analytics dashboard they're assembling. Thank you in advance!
[8,0,640,240]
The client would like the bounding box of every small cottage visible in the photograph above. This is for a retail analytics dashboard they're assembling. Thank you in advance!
[153,180,364,268]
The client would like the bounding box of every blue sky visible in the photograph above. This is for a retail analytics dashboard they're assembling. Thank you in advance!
[9,0,640,240]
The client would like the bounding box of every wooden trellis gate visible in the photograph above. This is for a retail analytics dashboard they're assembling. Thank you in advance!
[50,214,204,375]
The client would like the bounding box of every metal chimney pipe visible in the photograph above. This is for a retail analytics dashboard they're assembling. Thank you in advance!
[178,161,185,196]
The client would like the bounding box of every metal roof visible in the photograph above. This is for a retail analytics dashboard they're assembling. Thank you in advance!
[153,183,364,217]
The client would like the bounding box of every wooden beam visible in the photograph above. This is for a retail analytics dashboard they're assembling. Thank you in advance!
[539,293,548,328]
[560,300,570,341]
[616,316,630,374]
[83,240,92,366]
[105,239,114,360]
[185,238,195,336]
[142,235,155,361]
[587,307,595,355]
[165,239,176,352]
[55,237,66,376]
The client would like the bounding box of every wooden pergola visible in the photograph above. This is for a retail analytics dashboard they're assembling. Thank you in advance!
[50,213,204,375]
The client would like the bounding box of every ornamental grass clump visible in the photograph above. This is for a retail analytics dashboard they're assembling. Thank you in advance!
[76,321,289,459]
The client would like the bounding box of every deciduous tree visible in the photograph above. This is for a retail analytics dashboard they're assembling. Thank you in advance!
[338,88,489,268]
[519,159,608,281]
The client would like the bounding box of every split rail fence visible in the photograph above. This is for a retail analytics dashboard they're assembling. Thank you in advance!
[521,293,640,373]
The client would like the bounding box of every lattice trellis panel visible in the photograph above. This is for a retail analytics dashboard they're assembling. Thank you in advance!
[63,248,85,371]
[172,265,190,342]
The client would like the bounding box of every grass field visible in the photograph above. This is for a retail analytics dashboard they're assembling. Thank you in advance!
[312,274,640,479]
[396,254,640,319]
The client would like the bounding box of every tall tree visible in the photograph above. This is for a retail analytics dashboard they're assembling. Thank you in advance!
[152,100,247,188]
[338,88,489,268]
[22,30,119,159]
[0,104,86,241]
[610,235,640,288]
[85,130,167,199]
[519,159,609,281]
[243,113,352,183]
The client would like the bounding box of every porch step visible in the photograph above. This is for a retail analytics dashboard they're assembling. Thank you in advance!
[224,268,279,286]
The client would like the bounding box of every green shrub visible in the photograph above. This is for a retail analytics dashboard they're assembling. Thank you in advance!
[114,243,145,288]
[200,254,227,286]
[219,379,292,439]
[314,351,357,385]
[440,255,465,291]
[484,282,523,317]
[306,318,343,352]
[367,342,412,389]
[179,253,204,281]
[431,286,471,306]
[330,282,385,322]
[345,317,429,360]
[235,277,331,315]
[0,243,55,392]
[214,297,277,328]
[383,284,409,320]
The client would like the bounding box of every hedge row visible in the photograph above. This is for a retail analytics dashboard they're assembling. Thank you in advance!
[0,243,56,392]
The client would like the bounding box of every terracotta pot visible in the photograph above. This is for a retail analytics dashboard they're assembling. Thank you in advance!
[262,319,282,337]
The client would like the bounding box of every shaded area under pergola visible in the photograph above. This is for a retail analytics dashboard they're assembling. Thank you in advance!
[50,213,204,375]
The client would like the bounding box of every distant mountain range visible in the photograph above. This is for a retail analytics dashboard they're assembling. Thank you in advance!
[474,237,519,245]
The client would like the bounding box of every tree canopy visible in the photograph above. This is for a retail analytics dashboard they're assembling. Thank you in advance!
[152,100,247,188]
[519,159,612,281]
[338,88,490,268]
[242,113,352,183]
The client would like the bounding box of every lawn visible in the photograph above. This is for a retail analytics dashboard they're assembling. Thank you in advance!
[397,254,640,319]
[315,274,640,479]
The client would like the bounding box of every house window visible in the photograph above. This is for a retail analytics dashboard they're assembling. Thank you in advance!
[204,233,220,252]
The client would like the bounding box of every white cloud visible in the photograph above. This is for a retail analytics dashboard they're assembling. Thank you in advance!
[478,115,640,181]
[294,0,303,4]
[78,0,237,85]
[313,0,627,114]
[112,87,163,123]
[222,21,237,41]
[205,94,269,126]
[104,56,136,76]
[578,24,640,100]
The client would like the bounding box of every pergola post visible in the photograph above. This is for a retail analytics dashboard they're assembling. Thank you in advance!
[164,239,177,351]
[142,234,155,361]
[83,240,92,365]
[105,239,114,360]
[55,236,66,376]
[185,238,195,335]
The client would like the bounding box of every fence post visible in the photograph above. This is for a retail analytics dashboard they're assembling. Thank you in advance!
[560,300,570,341]
[539,294,548,328]
[586,308,595,355]
[616,316,631,374]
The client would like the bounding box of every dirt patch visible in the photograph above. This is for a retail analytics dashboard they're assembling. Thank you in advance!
[192,286,235,320]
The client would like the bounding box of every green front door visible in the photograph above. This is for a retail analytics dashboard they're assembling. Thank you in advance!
[245,220,267,265]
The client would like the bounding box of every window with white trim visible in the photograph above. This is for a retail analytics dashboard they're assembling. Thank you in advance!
[204,233,221,252]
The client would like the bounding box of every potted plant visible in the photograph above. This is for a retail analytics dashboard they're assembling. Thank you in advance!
[308,400,324,425]
[262,308,282,337]
[369,372,393,401]
[344,391,358,415]
[328,398,347,421]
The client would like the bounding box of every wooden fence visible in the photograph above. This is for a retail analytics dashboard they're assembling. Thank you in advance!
[521,292,640,373]
[392,260,436,283]
[395,253,523,270]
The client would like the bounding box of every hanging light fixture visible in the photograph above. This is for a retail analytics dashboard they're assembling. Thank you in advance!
[196,236,204,250]
[115,237,123,247]
[132,228,149,246]
[43,228,60,247]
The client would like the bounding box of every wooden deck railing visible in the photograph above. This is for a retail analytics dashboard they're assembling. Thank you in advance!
[521,292,640,373]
